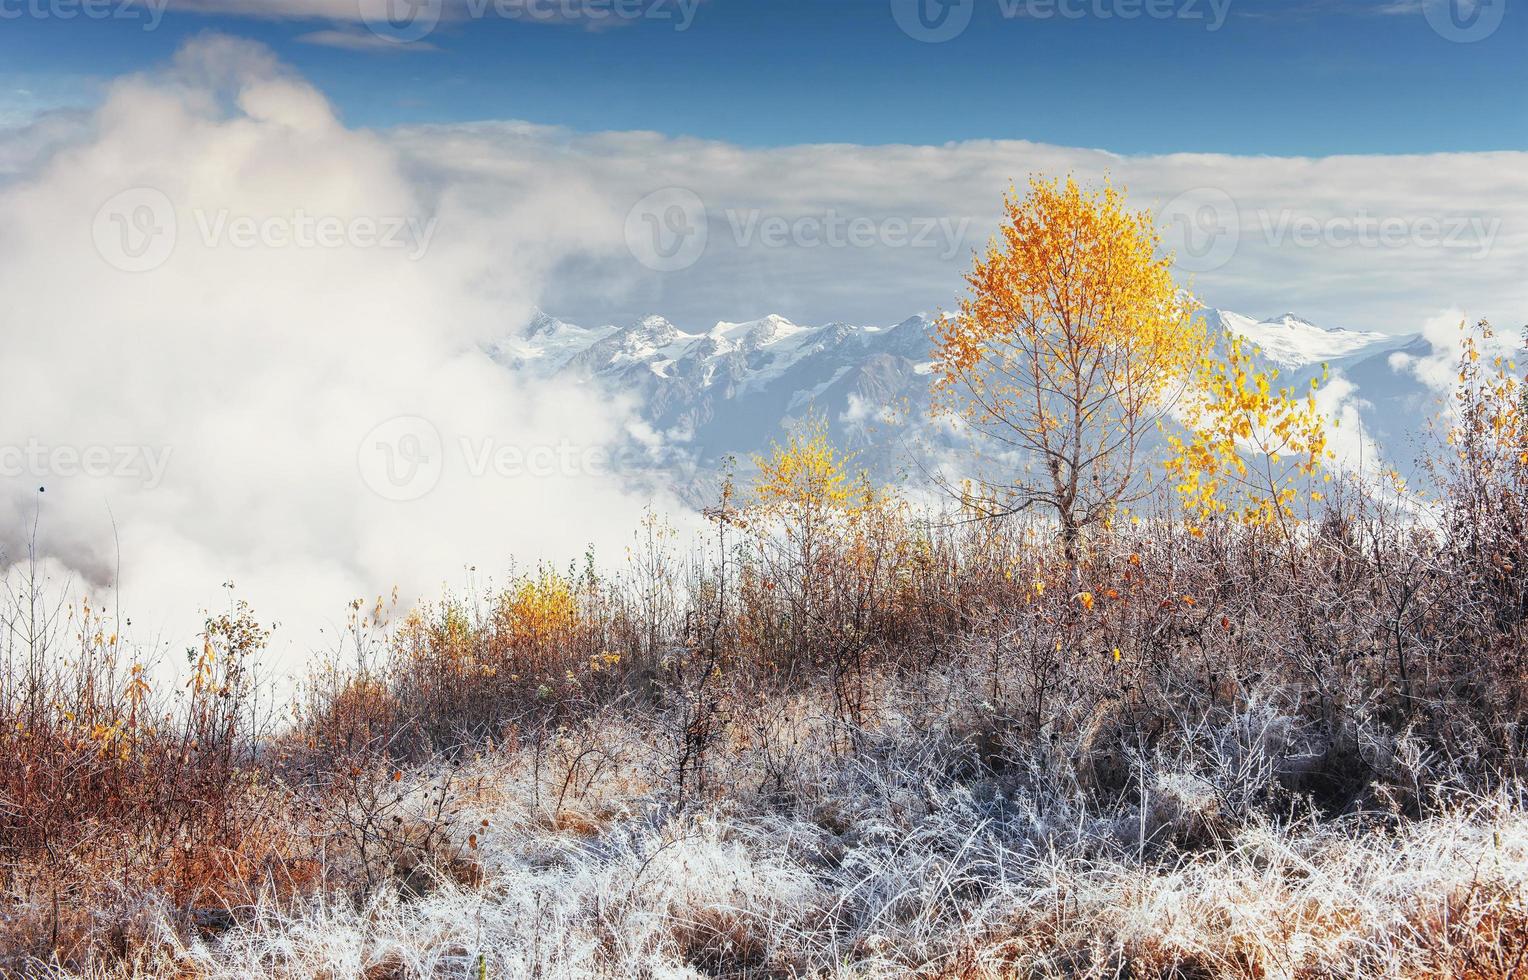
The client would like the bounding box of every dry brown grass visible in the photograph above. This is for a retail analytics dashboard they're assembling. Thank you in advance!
[6,351,1528,975]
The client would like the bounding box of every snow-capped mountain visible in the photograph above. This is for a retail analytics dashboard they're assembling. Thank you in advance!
[495,312,940,496]
[495,308,1439,500]
[1211,311,1404,368]
[1204,310,1438,477]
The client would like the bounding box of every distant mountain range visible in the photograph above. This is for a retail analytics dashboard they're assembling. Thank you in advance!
[493,308,1443,502]
[1206,310,1439,483]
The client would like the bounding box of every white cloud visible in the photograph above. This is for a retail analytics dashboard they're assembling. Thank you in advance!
[1387,307,1521,396]
[0,36,680,665]
[391,126,1526,337]
[1313,373,1386,477]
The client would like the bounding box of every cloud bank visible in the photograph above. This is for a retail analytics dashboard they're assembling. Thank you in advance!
[437,126,1523,336]
[0,36,677,662]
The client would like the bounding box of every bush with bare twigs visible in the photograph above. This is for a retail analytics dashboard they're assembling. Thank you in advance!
[4,321,1528,977]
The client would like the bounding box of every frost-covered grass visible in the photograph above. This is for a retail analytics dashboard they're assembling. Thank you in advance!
[30,702,1528,980]
[11,466,1528,977]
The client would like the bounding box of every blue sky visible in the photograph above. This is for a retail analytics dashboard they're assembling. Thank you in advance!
[1,0,1522,152]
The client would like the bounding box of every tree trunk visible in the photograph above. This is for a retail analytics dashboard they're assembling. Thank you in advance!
[1060,511,1080,575]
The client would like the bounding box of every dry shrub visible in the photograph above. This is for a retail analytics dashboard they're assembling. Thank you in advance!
[10,323,1528,977]
[0,588,306,971]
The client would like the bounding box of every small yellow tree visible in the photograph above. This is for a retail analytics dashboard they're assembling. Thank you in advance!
[932,176,1202,561]
[748,414,907,719]
[748,415,875,650]
[1164,331,1333,534]
[1437,320,1528,589]
[1446,319,1526,489]
[751,412,872,555]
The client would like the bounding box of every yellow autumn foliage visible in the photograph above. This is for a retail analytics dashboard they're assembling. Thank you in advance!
[932,175,1202,554]
[498,571,578,647]
[1164,330,1333,531]
[751,413,873,526]
[1448,319,1526,481]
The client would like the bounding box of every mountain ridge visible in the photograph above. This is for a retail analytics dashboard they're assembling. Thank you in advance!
[494,308,1434,498]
